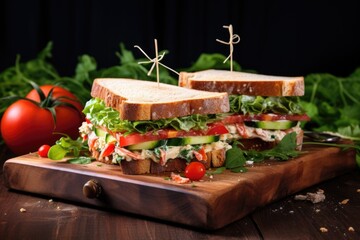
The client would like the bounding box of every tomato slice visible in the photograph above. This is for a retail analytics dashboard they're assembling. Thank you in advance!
[118,129,169,147]
[100,142,115,158]
[193,147,207,161]
[118,123,229,147]
[205,123,228,135]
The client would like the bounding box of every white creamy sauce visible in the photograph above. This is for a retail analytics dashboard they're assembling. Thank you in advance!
[221,124,301,142]
[79,122,93,135]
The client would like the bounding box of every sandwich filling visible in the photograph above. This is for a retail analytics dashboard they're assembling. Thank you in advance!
[80,96,309,168]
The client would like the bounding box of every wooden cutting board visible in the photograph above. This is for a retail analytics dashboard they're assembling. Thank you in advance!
[2,143,356,229]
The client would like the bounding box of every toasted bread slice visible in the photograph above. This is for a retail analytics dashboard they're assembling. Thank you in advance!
[179,70,304,96]
[91,78,230,121]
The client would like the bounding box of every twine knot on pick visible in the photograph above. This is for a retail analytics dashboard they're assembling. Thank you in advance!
[216,24,240,71]
[134,39,179,86]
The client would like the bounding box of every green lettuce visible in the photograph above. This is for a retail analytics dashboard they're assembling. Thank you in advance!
[229,95,306,115]
[83,98,219,134]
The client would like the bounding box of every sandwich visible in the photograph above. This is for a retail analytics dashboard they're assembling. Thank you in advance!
[79,78,232,175]
[179,69,310,151]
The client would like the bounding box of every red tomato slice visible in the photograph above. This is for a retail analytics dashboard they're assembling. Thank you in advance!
[118,129,169,147]
[193,147,207,161]
[205,123,228,135]
[118,123,229,147]
[100,142,115,158]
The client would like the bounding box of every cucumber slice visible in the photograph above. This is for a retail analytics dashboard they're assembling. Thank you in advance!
[105,134,116,143]
[167,135,220,146]
[126,135,220,150]
[94,127,107,137]
[167,138,184,146]
[245,120,297,130]
[126,140,161,150]
[183,135,220,145]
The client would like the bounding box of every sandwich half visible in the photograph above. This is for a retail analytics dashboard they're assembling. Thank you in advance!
[80,78,232,174]
[179,69,310,151]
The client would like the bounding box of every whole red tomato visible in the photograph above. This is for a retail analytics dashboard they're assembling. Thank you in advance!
[1,85,84,155]
[185,162,206,181]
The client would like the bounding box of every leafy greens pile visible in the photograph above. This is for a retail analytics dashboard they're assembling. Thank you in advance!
[300,70,360,140]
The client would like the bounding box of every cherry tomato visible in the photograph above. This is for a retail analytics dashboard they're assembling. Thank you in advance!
[185,162,206,181]
[1,85,84,155]
[38,144,51,158]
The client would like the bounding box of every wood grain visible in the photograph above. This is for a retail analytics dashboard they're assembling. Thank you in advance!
[2,144,356,230]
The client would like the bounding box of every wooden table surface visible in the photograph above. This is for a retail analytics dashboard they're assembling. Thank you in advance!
[1,147,360,240]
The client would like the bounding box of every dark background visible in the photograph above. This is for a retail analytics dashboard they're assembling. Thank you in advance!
[1,0,360,77]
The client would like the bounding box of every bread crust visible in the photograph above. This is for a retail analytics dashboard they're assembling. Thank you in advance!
[91,78,230,121]
[150,159,187,174]
[121,159,151,175]
[179,70,304,96]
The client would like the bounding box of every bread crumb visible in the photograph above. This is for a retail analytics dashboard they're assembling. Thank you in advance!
[19,208,26,213]
[315,209,321,213]
[339,199,349,205]
[294,189,325,203]
[348,227,355,232]
[319,227,328,233]
[245,160,254,166]
[49,199,53,202]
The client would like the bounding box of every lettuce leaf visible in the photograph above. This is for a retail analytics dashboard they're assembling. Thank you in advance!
[229,95,306,115]
[83,98,219,134]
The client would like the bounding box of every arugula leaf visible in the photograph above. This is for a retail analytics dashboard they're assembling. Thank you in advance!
[104,44,178,85]
[0,42,60,116]
[337,125,360,140]
[301,70,360,140]
[181,53,241,72]
[225,143,248,173]
[264,132,298,157]
[224,132,300,172]
[117,42,136,65]
[67,157,94,164]
[207,167,226,175]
